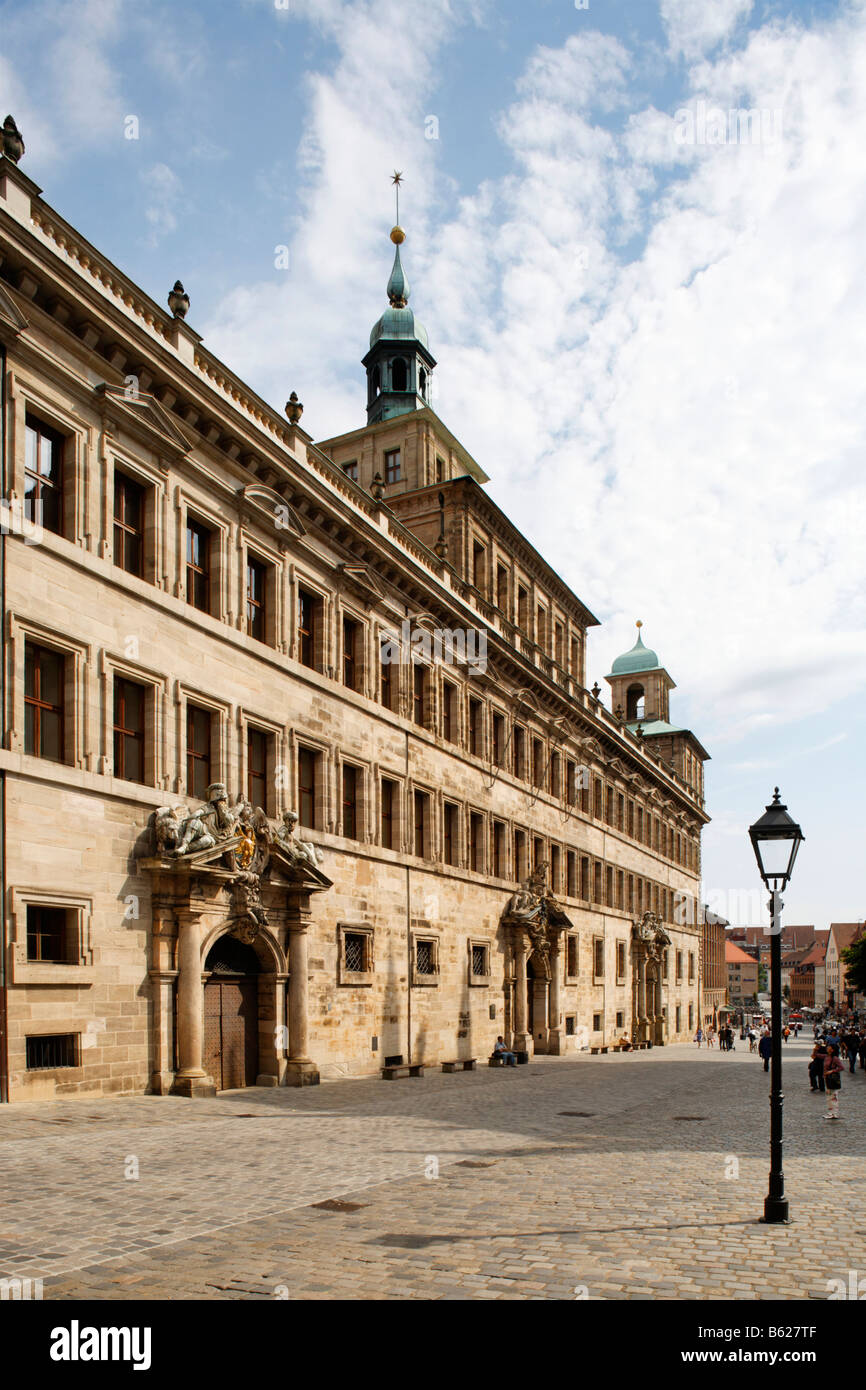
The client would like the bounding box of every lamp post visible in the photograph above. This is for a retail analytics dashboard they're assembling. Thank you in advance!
[748,788,805,1225]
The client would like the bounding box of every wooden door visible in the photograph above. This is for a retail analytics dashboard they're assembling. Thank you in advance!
[203,979,258,1090]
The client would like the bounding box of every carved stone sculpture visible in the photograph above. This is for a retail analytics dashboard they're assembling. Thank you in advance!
[227,871,268,944]
[2,115,24,163]
[273,809,323,869]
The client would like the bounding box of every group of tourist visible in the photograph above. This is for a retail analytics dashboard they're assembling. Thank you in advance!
[693,1025,736,1051]
[807,1025,866,1120]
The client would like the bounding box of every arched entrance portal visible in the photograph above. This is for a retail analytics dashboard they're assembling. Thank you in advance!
[203,936,260,1091]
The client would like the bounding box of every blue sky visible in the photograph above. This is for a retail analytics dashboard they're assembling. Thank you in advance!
[2,0,864,927]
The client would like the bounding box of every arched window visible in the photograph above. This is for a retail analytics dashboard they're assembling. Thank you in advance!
[626,684,645,721]
[391,357,408,392]
[371,366,381,400]
[419,367,427,398]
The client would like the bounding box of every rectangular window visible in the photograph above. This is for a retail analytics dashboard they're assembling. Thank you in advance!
[298,747,319,830]
[617,870,624,910]
[566,851,577,899]
[636,806,644,843]
[470,812,484,874]
[628,800,635,837]
[567,935,578,977]
[492,712,505,765]
[536,606,547,649]
[492,820,506,878]
[247,727,268,810]
[24,642,65,762]
[593,938,605,979]
[496,564,509,612]
[616,941,626,981]
[550,752,562,798]
[342,460,358,482]
[565,1015,576,1036]
[113,677,146,784]
[113,472,145,576]
[25,414,65,536]
[472,541,486,595]
[471,944,489,977]
[443,801,458,866]
[616,1011,624,1030]
[297,588,320,670]
[592,1012,602,1033]
[246,556,268,642]
[617,793,625,831]
[689,1003,695,1030]
[384,448,401,484]
[343,617,360,691]
[186,518,211,613]
[342,764,358,840]
[468,698,483,756]
[606,786,615,825]
[416,939,436,976]
[436,455,445,483]
[550,844,561,892]
[517,585,528,632]
[554,622,565,667]
[533,837,544,873]
[344,933,368,973]
[514,829,526,882]
[570,636,581,677]
[580,857,590,900]
[442,682,456,743]
[676,950,683,983]
[532,738,544,787]
[413,664,427,728]
[566,760,577,805]
[380,637,393,710]
[26,1034,78,1070]
[26,906,74,964]
[381,778,397,849]
[676,1005,682,1033]
[605,865,614,907]
[513,725,525,779]
[594,780,603,819]
[414,790,429,858]
[688,952,695,983]
[593,861,602,904]
[186,704,212,799]
[628,874,634,911]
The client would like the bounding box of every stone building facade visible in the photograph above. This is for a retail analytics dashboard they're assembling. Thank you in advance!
[0,133,709,1101]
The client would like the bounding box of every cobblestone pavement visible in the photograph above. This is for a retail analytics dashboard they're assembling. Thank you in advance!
[2,1039,864,1301]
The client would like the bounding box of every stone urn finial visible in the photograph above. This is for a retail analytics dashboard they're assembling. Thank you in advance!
[167,280,190,319]
[370,471,385,502]
[2,115,25,164]
[285,391,304,425]
[591,682,601,702]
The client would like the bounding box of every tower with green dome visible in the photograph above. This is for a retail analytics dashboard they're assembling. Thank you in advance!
[363,219,437,426]
[606,621,675,725]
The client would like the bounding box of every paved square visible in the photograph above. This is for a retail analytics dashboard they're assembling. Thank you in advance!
[1,1038,863,1300]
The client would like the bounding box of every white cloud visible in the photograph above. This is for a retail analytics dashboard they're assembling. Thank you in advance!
[660,0,754,61]
[202,0,866,763]
[142,162,183,245]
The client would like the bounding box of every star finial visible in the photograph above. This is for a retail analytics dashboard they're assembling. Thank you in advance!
[391,170,404,225]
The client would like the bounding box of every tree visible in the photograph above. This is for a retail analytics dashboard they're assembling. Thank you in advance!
[758,964,768,992]
[841,931,866,996]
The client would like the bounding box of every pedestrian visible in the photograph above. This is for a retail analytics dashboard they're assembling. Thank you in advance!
[758,1032,773,1072]
[706,1028,715,1049]
[492,1036,517,1067]
[694,1027,703,1048]
[748,1028,757,1053]
[809,1040,827,1092]
[783,1025,790,1044]
[845,1029,860,1074]
[858,1034,866,1072]
[824,1044,844,1120]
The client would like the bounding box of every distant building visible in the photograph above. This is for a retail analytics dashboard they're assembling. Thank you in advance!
[826,923,866,1015]
[725,940,760,1007]
[700,907,727,1028]
[790,937,828,1011]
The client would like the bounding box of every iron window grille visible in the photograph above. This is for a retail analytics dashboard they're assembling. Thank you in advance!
[344,934,367,973]
[471,945,489,977]
[26,1034,77,1070]
[416,941,436,975]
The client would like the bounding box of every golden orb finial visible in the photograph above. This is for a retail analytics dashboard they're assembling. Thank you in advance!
[390,225,405,244]
[636,619,643,630]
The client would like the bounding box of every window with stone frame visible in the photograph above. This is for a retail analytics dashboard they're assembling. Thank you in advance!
[338,925,374,986]
[616,1011,625,1029]
[342,763,359,840]
[442,681,457,743]
[469,811,485,874]
[549,844,561,894]
[468,939,491,984]
[380,635,396,710]
[413,789,430,859]
[343,616,361,692]
[298,746,321,830]
[342,459,358,482]
[532,737,545,787]
[247,726,270,813]
[412,662,428,729]
[514,829,527,882]
[592,1013,602,1032]
[676,950,683,982]
[688,951,695,983]
[566,851,577,899]
[491,819,506,878]
[297,587,322,670]
[186,703,212,800]
[616,940,626,982]
[468,697,483,757]
[496,563,509,612]
[550,751,562,798]
[113,676,147,785]
[580,856,590,900]
[26,906,76,964]
[185,516,212,614]
[593,937,605,980]
[26,1034,78,1070]
[381,777,398,850]
[566,934,579,979]
[443,801,459,867]
[492,711,506,765]
[25,413,66,537]
[512,724,526,779]
[113,471,146,577]
[412,935,440,985]
[24,642,66,764]
[384,448,402,484]
[246,554,270,644]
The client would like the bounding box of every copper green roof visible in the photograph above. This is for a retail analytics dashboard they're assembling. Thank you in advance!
[609,632,660,676]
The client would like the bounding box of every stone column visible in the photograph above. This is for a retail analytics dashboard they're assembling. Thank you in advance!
[285,893,320,1086]
[172,909,216,1098]
[512,932,531,1059]
[547,938,563,1055]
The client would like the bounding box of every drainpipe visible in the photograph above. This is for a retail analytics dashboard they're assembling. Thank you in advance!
[0,341,8,1103]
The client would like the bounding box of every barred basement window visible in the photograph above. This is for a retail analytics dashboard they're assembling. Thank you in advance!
[26,1034,78,1070]
[471,944,489,977]
[416,940,435,975]
[616,1011,624,1029]
[344,933,367,973]
[565,1016,576,1036]
[592,1013,602,1032]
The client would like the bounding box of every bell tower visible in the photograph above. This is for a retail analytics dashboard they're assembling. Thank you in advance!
[362,173,436,425]
[605,622,676,725]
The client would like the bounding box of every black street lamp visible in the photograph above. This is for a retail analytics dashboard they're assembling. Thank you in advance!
[749,788,805,1225]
